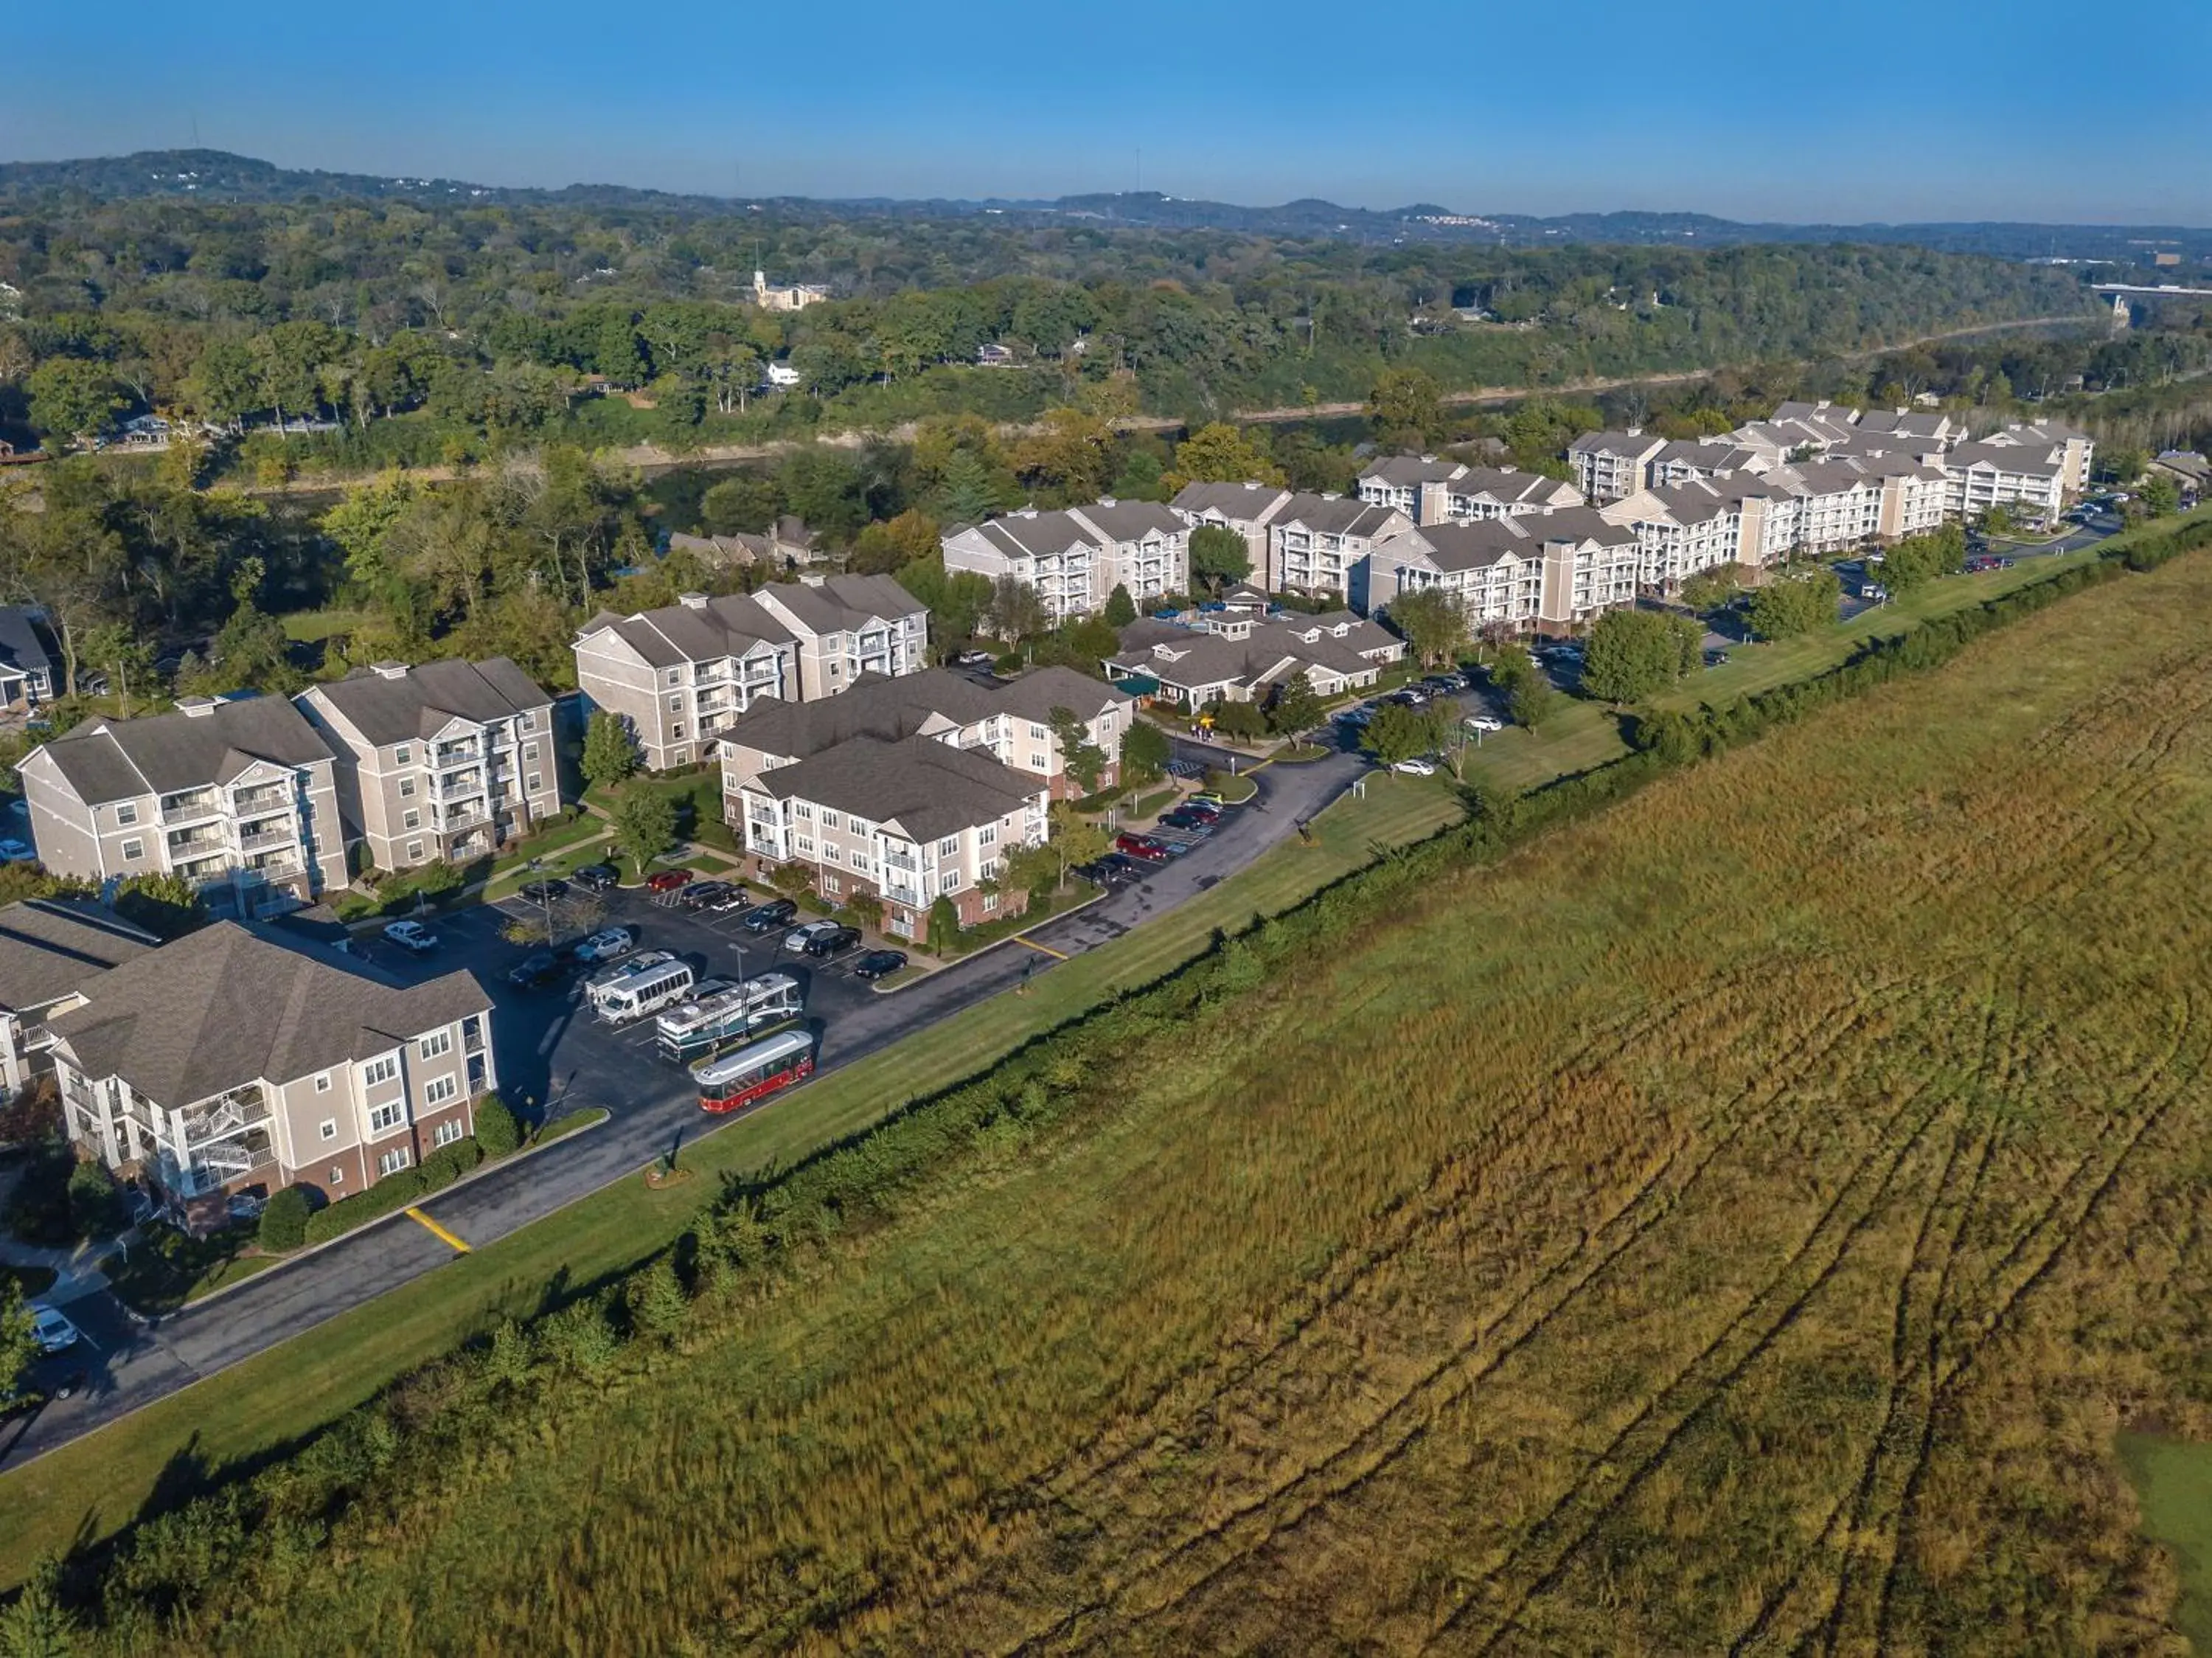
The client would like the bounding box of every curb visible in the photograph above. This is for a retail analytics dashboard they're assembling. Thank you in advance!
[867,888,1110,993]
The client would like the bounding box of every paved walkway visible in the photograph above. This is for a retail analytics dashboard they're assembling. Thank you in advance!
[0,1234,114,1304]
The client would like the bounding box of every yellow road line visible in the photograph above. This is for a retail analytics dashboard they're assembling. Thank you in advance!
[406,1207,471,1253]
[1014,935,1068,960]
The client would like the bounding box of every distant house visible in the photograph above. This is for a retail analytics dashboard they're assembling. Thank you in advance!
[0,607,59,710]
[976,343,1017,367]
[669,516,823,570]
[762,361,803,389]
[942,501,1190,624]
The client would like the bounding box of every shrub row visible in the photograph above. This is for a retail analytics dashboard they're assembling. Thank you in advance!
[299,1137,484,1248]
[36,530,2208,1644]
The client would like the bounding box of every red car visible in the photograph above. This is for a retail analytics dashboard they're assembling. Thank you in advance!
[644,868,694,893]
[1115,833,1169,862]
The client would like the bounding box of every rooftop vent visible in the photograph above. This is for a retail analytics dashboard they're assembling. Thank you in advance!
[369,661,411,680]
[175,696,219,718]
[678,592,709,610]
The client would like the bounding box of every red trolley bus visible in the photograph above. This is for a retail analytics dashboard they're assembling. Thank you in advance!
[692,1027,815,1114]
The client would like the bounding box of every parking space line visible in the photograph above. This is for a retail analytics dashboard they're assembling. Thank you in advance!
[1014,935,1068,960]
[406,1207,470,1253]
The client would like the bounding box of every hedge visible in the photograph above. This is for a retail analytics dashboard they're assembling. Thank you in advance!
[300,1137,484,1247]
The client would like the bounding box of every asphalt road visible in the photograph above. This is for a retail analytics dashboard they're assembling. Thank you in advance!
[0,733,1374,1470]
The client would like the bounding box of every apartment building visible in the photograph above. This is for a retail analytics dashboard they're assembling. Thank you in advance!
[1357,457,1582,524]
[1646,439,1772,489]
[736,737,1048,940]
[574,577,927,771]
[750,574,931,701]
[20,696,347,918]
[296,658,560,874]
[0,898,157,1093]
[940,500,1190,622]
[719,665,1132,802]
[1267,494,1413,599]
[46,921,493,1227]
[1358,520,1544,634]
[1597,479,1751,589]
[1105,611,1405,707]
[1169,480,1294,575]
[1566,431,1667,502]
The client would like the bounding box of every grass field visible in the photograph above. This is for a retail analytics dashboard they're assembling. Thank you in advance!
[0,766,1464,1585]
[2121,1435,2212,1653]
[55,547,2212,1651]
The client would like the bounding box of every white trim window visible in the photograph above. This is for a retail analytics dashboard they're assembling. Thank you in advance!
[120,838,144,861]
[362,1054,400,1087]
[423,1075,458,1107]
[433,1118,466,1148]
[378,1146,413,1178]
[319,1117,337,1140]
[368,1099,406,1134]
[418,1030,452,1061]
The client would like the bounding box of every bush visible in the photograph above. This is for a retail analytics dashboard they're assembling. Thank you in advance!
[4,1142,77,1246]
[66,1158,128,1239]
[302,1170,429,1246]
[419,1138,483,1190]
[473,1096,521,1159]
[258,1187,313,1252]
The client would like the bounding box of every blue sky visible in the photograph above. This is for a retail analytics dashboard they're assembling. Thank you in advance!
[7,1,2209,223]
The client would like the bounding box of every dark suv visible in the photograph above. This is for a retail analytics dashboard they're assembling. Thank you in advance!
[804,924,863,960]
[571,864,619,892]
[740,898,799,933]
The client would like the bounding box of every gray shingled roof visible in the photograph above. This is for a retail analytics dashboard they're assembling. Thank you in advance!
[0,608,55,687]
[1274,493,1405,537]
[1947,439,2061,476]
[1568,430,1665,458]
[1170,481,1294,521]
[310,658,551,748]
[1069,500,1186,543]
[1405,519,1534,572]
[1357,456,1464,488]
[971,510,1097,559]
[758,574,922,635]
[35,696,335,805]
[0,899,156,1015]
[1526,506,1643,547]
[46,922,490,1106]
[724,666,1127,763]
[577,592,796,669]
[751,736,1040,843]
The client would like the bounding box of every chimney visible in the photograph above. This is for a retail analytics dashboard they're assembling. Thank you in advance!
[1097,496,1118,508]
[677,592,709,610]
[369,661,411,680]
[1626,427,1644,437]
[799,572,825,587]
[175,696,219,718]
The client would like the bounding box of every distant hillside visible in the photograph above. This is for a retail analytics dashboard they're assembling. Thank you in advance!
[3,149,2208,266]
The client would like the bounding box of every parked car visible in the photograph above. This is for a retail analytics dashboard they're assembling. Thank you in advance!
[702,883,751,912]
[516,878,568,904]
[1392,757,1439,776]
[1158,809,1214,834]
[1861,583,1889,603]
[1116,833,1170,862]
[956,649,998,667]
[1101,852,1152,881]
[1072,860,1121,887]
[1189,791,1229,809]
[28,1304,79,1355]
[571,863,619,892]
[1702,649,1731,669]
[573,926,639,964]
[784,919,843,953]
[382,920,439,954]
[507,951,570,989]
[740,899,799,933]
[644,868,693,894]
[679,880,738,910]
[0,839,35,864]
[804,924,863,960]
[686,976,742,1002]
[1462,712,1505,733]
[853,948,908,980]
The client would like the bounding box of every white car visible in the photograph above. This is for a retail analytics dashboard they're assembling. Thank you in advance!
[784,920,842,954]
[28,1303,79,1355]
[382,920,439,954]
[1392,757,1439,777]
[574,926,639,964]
[1461,713,1505,734]
[0,839,35,864]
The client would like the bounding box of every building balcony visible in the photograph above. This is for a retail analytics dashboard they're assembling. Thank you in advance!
[232,785,292,814]
[234,825,297,855]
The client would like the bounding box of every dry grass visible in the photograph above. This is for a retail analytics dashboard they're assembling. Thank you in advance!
[74,552,2212,1653]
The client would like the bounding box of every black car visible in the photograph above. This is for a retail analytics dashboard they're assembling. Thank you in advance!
[571,864,619,892]
[740,899,799,933]
[516,878,568,905]
[852,948,908,980]
[507,950,569,989]
[1100,852,1150,881]
[1158,809,1214,834]
[679,879,738,910]
[804,924,863,960]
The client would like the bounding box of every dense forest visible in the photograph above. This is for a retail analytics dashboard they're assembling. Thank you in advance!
[0,187,2101,474]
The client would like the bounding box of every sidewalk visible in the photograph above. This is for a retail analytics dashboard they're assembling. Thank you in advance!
[0,1234,112,1305]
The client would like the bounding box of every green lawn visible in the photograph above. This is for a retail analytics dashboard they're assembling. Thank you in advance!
[1464,548,2107,796]
[279,608,372,644]
[2121,1434,2212,1654]
[0,769,1466,1581]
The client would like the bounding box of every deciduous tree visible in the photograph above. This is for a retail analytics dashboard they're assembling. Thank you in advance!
[581,710,639,791]
[1187,524,1251,592]
[1388,586,1470,669]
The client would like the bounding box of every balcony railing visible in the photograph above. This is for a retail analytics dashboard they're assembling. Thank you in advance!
[179,1086,269,1145]
[160,790,223,822]
[233,786,291,814]
[235,825,296,854]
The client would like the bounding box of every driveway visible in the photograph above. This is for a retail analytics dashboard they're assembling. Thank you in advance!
[0,733,1376,1469]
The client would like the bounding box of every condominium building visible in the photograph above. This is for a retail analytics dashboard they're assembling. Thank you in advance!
[573,576,928,771]
[0,898,158,1093]
[1357,457,1582,524]
[19,696,347,918]
[1169,481,1295,575]
[1566,431,1668,502]
[1266,494,1413,599]
[47,921,494,1227]
[1941,423,2095,524]
[719,665,1132,802]
[736,738,1048,940]
[1357,509,1643,634]
[1597,479,1753,589]
[939,500,1189,622]
[295,659,561,874]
